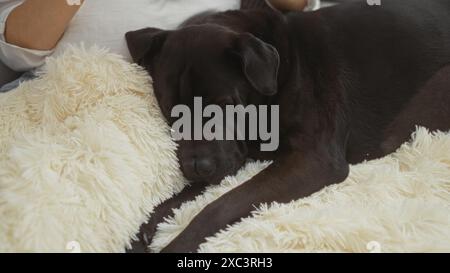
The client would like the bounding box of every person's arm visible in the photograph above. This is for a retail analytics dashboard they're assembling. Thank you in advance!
[5,0,84,50]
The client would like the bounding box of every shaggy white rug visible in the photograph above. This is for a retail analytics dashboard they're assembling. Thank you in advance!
[0,46,185,252]
[0,47,449,253]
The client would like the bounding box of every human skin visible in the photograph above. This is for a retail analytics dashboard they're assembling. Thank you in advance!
[5,0,84,50]
[3,0,306,51]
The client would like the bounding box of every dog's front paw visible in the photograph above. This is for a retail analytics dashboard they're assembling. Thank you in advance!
[160,197,231,253]
[128,216,163,253]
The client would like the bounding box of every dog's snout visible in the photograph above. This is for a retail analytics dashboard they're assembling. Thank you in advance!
[194,158,216,177]
[180,155,218,182]
[177,140,246,184]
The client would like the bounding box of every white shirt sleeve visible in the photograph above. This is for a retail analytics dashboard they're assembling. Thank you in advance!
[0,0,54,72]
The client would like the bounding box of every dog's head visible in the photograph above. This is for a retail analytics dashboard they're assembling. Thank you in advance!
[126,24,279,184]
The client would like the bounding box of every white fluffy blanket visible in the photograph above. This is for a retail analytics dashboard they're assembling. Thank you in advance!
[0,47,185,252]
[1,47,449,253]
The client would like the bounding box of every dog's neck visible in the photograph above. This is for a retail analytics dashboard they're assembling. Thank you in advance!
[204,9,345,156]
[222,9,349,154]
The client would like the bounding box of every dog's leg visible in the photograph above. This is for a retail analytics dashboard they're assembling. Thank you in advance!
[161,149,349,253]
[128,182,208,253]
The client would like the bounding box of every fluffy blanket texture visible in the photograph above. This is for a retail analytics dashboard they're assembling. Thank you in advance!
[0,47,449,253]
[0,46,185,252]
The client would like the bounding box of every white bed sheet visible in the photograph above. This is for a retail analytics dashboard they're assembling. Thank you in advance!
[54,0,241,62]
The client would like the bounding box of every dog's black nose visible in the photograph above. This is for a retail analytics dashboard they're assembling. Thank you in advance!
[194,158,216,177]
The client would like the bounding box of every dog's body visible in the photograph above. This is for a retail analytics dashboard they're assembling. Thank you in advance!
[126,0,450,252]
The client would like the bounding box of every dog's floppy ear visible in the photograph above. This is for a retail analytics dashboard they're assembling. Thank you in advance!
[232,33,280,96]
[125,27,170,67]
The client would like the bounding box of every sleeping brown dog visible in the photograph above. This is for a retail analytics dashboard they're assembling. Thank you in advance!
[126,0,450,252]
